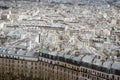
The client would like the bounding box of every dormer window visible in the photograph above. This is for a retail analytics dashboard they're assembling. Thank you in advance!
[74,51,80,57]
[66,51,71,55]
[39,53,42,57]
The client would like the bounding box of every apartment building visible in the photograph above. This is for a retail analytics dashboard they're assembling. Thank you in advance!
[0,47,120,80]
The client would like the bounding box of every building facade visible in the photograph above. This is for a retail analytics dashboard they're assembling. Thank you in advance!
[0,50,120,80]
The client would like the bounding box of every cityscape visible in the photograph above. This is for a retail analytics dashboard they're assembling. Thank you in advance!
[0,0,120,80]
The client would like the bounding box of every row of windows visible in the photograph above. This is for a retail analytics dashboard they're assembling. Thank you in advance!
[40,58,120,80]
[0,57,120,80]
[39,62,111,80]
[40,52,120,76]
[0,58,38,65]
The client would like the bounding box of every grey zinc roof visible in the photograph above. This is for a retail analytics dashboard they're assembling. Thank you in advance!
[0,48,3,53]
[26,51,35,57]
[0,1,6,6]
[110,45,120,51]
[8,49,16,55]
[41,49,49,54]
[70,50,84,61]
[64,52,72,59]
[58,51,64,57]
[102,60,113,69]
[17,49,26,56]
[80,47,89,54]
[48,51,58,56]
[111,62,120,70]
[113,1,120,7]
[16,45,27,49]
[82,55,95,63]
[93,59,103,66]
[72,55,84,62]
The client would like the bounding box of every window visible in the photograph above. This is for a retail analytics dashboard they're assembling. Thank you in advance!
[35,66,37,69]
[18,60,19,63]
[66,59,72,63]
[53,56,57,60]
[51,55,53,59]
[50,61,52,64]
[9,59,10,63]
[45,63,47,66]
[42,63,44,65]
[40,53,42,56]
[45,54,49,58]
[35,63,37,66]
[12,60,14,63]
[59,57,65,61]
[25,61,27,64]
